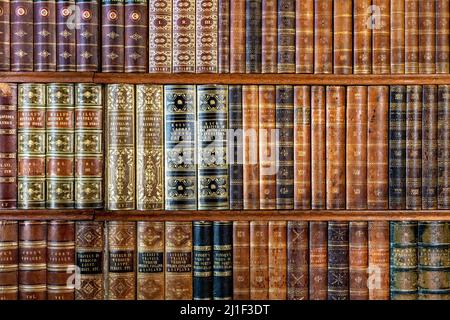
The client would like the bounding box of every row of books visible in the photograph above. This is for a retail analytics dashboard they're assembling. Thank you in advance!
[0,220,448,300]
[0,0,449,74]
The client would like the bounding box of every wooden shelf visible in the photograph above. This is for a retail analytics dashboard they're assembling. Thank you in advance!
[0,209,94,221]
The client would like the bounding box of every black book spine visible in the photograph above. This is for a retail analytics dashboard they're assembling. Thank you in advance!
[229,85,243,209]
[193,221,213,300]
[245,0,262,73]
[327,221,349,300]
[213,221,233,300]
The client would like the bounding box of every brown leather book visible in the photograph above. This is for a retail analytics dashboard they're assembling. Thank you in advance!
[107,221,136,300]
[287,221,308,300]
[309,221,327,300]
[405,0,419,73]
[354,0,372,74]
[230,0,245,73]
[368,221,389,300]
[438,85,450,209]
[56,0,76,71]
[0,0,10,70]
[346,86,367,210]
[233,221,249,299]
[314,0,332,74]
[196,0,217,73]
[367,86,389,209]
[19,221,46,300]
[419,0,436,73]
[269,221,287,300]
[311,86,326,209]
[372,0,390,74]
[390,0,405,74]
[76,0,99,71]
[277,0,295,73]
[218,0,230,73]
[124,0,148,72]
[0,221,18,300]
[34,0,56,71]
[349,221,368,300]
[47,221,75,300]
[295,0,313,73]
[102,0,125,72]
[261,0,277,73]
[250,221,268,300]
[148,0,171,73]
[436,0,449,73]
[172,0,195,73]
[333,0,352,74]
[11,0,33,71]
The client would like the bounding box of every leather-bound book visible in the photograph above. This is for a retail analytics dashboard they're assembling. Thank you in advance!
[11,0,33,71]
[0,84,17,209]
[218,0,229,73]
[213,221,232,300]
[287,221,308,300]
[243,85,259,209]
[250,221,268,300]
[353,0,372,74]
[309,221,327,300]
[17,84,46,209]
[229,0,245,73]
[333,0,352,74]
[233,221,249,299]
[405,0,419,73]
[313,0,332,74]
[136,85,164,210]
[311,86,326,209]
[245,0,261,73]
[418,222,450,300]
[438,85,450,209]
[277,0,295,73]
[349,221,368,300]
[46,84,75,209]
[165,221,192,300]
[56,0,76,71]
[0,221,18,300]
[326,86,346,209]
[261,0,277,73]
[418,0,435,74]
[390,221,418,300]
[295,0,313,73]
[76,0,99,71]
[346,86,367,210]
[74,84,103,209]
[137,222,164,300]
[172,0,195,73]
[436,0,449,73]
[269,221,287,300]
[258,85,276,209]
[164,85,197,210]
[148,0,171,73]
[106,84,135,210]
[367,86,389,209]
[406,85,422,210]
[389,86,407,209]
[106,221,136,300]
[368,221,390,300]
[390,0,405,74]
[102,0,124,72]
[276,85,294,209]
[34,0,56,71]
[327,221,349,300]
[19,221,47,300]
[196,0,217,73]
[124,0,148,72]
[372,0,390,74]
[193,221,212,300]
[47,221,75,300]
[229,85,243,209]
[75,221,104,300]
[197,85,229,210]
[0,0,10,70]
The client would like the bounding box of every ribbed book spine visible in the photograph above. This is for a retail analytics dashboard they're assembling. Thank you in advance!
[333,0,352,74]
[250,221,268,300]
[218,0,229,73]
[193,221,212,300]
[212,221,232,300]
[349,221,368,300]
[124,0,148,72]
[56,0,76,71]
[287,221,308,300]
[0,221,18,300]
[196,0,217,73]
[11,0,33,71]
[261,0,277,73]
[438,85,450,208]
[34,0,56,71]
[277,0,295,73]
[309,221,327,300]
[405,0,419,73]
[368,221,390,300]
[229,0,245,73]
[76,0,99,71]
[436,0,449,73]
[172,0,195,73]
[372,0,390,74]
[353,0,372,74]
[0,0,10,70]
[102,0,125,72]
[245,0,261,73]
[148,0,171,73]
[327,221,349,300]
[228,85,243,209]
[313,0,332,74]
[233,221,249,299]
[295,0,313,73]
[418,0,435,74]
[311,86,326,209]
[269,221,287,300]
[390,0,405,74]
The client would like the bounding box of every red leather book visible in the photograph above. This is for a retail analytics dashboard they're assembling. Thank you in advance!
[287,221,308,300]
[309,221,327,300]
[313,0,332,73]
[102,0,125,72]
[295,0,313,73]
[11,0,33,71]
[0,221,18,300]
[372,0,390,74]
[172,0,195,73]
[34,0,56,71]
[230,0,245,73]
[333,0,352,74]
[436,0,449,73]
[0,0,10,70]
[218,0,230,73]
[76,0,99,71]
[261,0,277,73]
[196,0,218,73]
[269,221,287,300]
[250,221,268,300]
[124,0,148,72]
[148,0,171,73]
[311,86,326,209]
[233,221,249,300]
[56,0,76,71]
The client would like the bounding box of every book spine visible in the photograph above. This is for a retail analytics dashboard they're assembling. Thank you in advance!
[124,0,148,72]
[47,221,75,300]
[0,221,18,300]
[165,221,192,300]
[34,0,56,71]
[17,84,46,209]
[346,86,367,209]
[372,0,390,74]
[106,84,135,210]
[368,221,390,300]
[389,85,407,209]
[106,221,136,300]
[269,221,287,300]
[418,0,435,74]
[309,221,327,300]
[287,221,308,300]
[333,0,352,74]
[405,0,419,73]
[261,0,277,73]
[137,221,164,300]
[436,0,449,73]
[228,85,243,209]
[295,0,313,73]
[277,0,295,73]
[148,0,171,73]
[313,0,332,74]
[229,0,245,73]
[327,221,349,300]
[212,221,232,300]
[76,0,99,71]
[233,221,249,299]
[46,84,75,209]
[367,86,389,209]
[19,221,46,300]
[136,85,164,210]
[193,221,212,300]
[102,0,125,72]
[56,0,76,71]
[390,0,405,74]
[438,85,450,208]
[11,0,33,71]
[250,221,268,300]
[218,0,229,73]
[353,0,372,74]
[245,0,261,73]
[0,0,10,70]
[196,0,217,73]
[172,0,195,73]
[75,221,105,300]
[349,221,368,300]
[311,86,326,209]
[390,221,418,300]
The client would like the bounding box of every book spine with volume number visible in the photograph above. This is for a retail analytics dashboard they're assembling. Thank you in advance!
[124,0,148,72]
[212,221,232,300]
[245,0,261,73]
[56,0,76,71]
[229,0,245,73]
[309,221,327,300]
[390,0,405,74]
[228,86,243,209]
[311,86,326,209]
[418,0,435,74]
[76,0,99,71]
[196,0,217,73]
[327,221,349,300]
[148,0,171,73]
[277,0,295,73]
[0,0,10,70]
[368,221,390,300]
[287,221,308,300]
[371,0,390,74]
[405,0,419,73]
[193,221,212,300]
[333,0,352,74]
[349,221,368,300]
[0,221,18,300]
[438,85,450,209]
[34,0,56,71]
[261,0,277,73]
[435,0,449,73]
[269,221,287,300]
[250,221,268,300]
[295,0,313,73]
[102,0,125,72]
[218,0,229,73]
[353,0,372,74]
[233,221,249,299]
[313,0,332,74]
[172,0,195,73]
[11,0,33,71]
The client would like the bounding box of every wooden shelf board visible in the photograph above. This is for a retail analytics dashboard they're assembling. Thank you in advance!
[0,209,94,221]
[0,72,94,83]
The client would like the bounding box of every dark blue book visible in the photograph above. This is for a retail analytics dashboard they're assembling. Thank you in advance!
[228,85,243,209]
[245,0,262,73]
[213,221,233,300]
[193,221,213,300]
[327,221,349,300]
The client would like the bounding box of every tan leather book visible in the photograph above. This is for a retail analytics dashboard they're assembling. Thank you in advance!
[354,0,372,74]
[333,0,352,74]
[250,221,268,300]
[262,0,277,73]
[419,0,436,73]
[0,221,18,300]
[314,0,333,73]
[148,0,172,73]
[349,221,368,300]
[309,221,327,300]
[233,221,250,300]
[311,86,326,209]
[436,0,449,73]
[196,0,218,73]
[390,0,405,73]
[372,0,390,74]
[172,0,195,73]
[295,0,314,73]
[368,221,389,300]
[405,0,419,73]
[287,221,308,300]
[269,221,287,300]
[230,0,246,73]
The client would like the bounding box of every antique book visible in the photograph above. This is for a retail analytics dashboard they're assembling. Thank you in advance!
[47,221,75,300]
[0,221,18,300]
[261,0,276,73]
[34,0,56,71]
[56,0,76,71]
[124,0,148,72]
[258,85,276,209]
[390,0,405,74]
[295,0,313,73]
[269,221,287,300]
[326,86,346,209]
[74,84,103,209]
[311,86,326,209]
[436,0,449,73]
[313,0,332,73]
[218,0,230,73]
[309,221,327,300]
[213,221,232,300]
[233,221,249,299]
[242,85,259,209]
[405,0,419,73]
[346,86,367,209]
[367,86,389,209]
[106,84,135,210]
[0,84,17,209]
[197,85,229,210]
[327,221,349,300]
[137,221,164,300]
[418,0,435,73]
[75,221,104,300]
[0,0,10,70]
[250,221,268,300]
[164,85,197,210]
[148,0,171,73]
[172,0,195,73]
[353,0,372,74]
[287,221,308,300]
[196,0,217,73]
[136,85,164,210]
[11,0,33,71]
[102,0,124,72]
[390,221,418,300]
[438,85,450,209]
[46,84,75,209]
[229,0,245,73]
[349,221,368,300]
[245,0,262,73]
[277,0,295,73]
[333,0,352,74]
[165,221,192,300]
[76,0,99,71]
[372,0,390,74]
[389,86,407,209]
[193,221,212,300]
[17,84,46,209]
[19,221,47,300]
[228,85,243,209]
[106,221,136,300]
[368,221,390,300]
